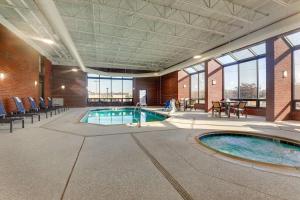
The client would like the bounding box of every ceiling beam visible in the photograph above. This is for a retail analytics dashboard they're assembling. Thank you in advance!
[34,0,86,71]
[271,0,289,6]
[172,0,268,24]
[69,0,228,36]
[74,42,183,60]
[70,29,202,51]
[79,48,175,63]
[62,15,208,44]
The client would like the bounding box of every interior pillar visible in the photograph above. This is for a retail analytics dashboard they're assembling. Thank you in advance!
[266,37,292,121]
[205,60,223,112]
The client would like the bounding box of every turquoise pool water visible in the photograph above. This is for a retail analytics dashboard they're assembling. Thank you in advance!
[200,133,300,167]
[81,108,167,125]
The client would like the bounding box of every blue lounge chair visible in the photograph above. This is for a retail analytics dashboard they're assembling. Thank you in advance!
[12,97,40,123]
[41,97,58,115]
[28,97,51,118]
[163,100,171,111]
[39,97,54,116]
[0,100,24,133]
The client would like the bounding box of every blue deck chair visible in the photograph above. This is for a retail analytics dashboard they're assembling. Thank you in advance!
[0,100,24,133]
[12,97,40,123]
[28,97,51,118]
[163,100,171,111]
[41,97,57,115]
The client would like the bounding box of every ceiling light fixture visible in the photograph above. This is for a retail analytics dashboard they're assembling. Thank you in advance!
[30,36,55,45]
[72,68,78,72]
[0,73,4,80]
[41,39,55,45]
[193,55,202,59]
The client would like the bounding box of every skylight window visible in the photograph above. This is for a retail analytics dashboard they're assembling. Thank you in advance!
[193,64,205,71]
[88,73,100,78]
[231,49,254,60]
[285,31,300,46]
[216,54,236,65]
[250,43,266,55]
[185,67,197,74]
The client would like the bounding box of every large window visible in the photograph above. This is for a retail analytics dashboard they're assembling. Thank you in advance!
[239,60,257,99]
[219,42,266,108]
[293,49,300,109]
[191,73,199,99]
[286,30,300,110]
[223,58,266,107]
[224,65,238,99]
[184,63,205,103]
[87,74,133,105]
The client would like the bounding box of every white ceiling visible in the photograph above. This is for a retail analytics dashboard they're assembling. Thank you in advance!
[1,0,300,72]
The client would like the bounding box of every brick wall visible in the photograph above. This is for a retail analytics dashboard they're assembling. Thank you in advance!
[51,66,88,107]
[266,37,292,121]
[205,60,223,112]
[0,24,40,112]
[133,77,160,106]
[161,71,178,104]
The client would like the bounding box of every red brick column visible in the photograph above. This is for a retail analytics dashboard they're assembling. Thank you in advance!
[205,60,223,112]
[266,37,292,121]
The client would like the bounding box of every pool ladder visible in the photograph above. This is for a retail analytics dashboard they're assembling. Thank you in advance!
[134,102,142,128]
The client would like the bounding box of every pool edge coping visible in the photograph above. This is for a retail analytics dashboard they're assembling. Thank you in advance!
[76,107,171,126]
[194,130,300,177]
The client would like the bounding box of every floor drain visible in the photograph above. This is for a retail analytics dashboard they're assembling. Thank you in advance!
[131,134,194,200]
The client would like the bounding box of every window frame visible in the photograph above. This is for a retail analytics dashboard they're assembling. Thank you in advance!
[188,67,206,104]
[87,74,133,105]
[291,46,300,111]
[222,56,266,108]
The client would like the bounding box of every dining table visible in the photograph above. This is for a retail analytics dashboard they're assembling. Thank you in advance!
[220,100,239,118]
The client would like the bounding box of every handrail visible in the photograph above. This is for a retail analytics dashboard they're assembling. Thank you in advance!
[134,102,142,128]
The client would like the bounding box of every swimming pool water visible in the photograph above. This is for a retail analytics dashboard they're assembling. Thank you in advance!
[200,133,300,167]
[81,108,167,125]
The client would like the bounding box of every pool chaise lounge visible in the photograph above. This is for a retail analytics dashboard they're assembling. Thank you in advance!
[12,96,40,123]
[0,101,24,133]
[28,97,52,118]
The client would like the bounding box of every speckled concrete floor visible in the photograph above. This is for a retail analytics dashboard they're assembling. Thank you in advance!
[0,107,299,200]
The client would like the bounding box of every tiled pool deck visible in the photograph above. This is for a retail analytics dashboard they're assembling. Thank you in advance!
[0,107,299,200]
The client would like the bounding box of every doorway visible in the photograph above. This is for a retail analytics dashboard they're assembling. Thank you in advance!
[139,90,147,106]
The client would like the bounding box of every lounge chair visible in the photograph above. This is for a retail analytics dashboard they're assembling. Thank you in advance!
[0,100,24,133]
[28,97,52,118]
[186,99,196,110]
[12,97,40,123]
[233,101,248,118]
[40,97,57,115]
[163,100,171,111]
[212,101,226,118]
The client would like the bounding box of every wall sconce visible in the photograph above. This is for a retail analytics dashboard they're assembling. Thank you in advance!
[212,80,217,85]
[61,85,65,90]
[183,84,186,88]
[71,68,78,72]
[34,81,38,86]
[0,73,5,80]
[282,70,288,78]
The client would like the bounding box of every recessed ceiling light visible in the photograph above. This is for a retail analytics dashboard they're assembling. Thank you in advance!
[41,38,55,45]
[0,73,4,80]
[193,55,201,59]
[30,36,55,45]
